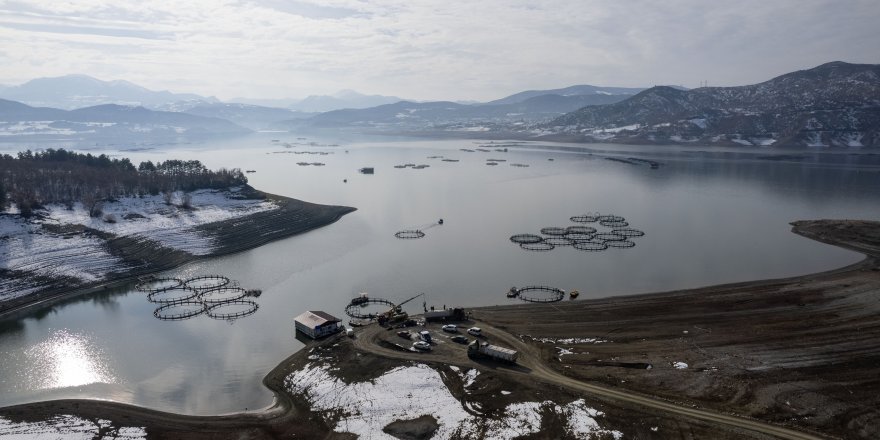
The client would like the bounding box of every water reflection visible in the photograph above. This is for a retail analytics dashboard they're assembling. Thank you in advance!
[24,329,117,389]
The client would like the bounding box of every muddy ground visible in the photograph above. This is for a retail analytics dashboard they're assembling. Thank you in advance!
[1,219,878,439]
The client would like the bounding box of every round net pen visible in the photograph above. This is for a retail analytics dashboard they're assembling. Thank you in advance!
[147,287,199,304]
[566,226,597,235]
[198,287,248,304]
[344,298,396,319]
[206,300,259,320]
[612,228,645,237]
[599,220,629,228]
[520,242,555,251]
[395,230,425,239]
[510,234,544,244]
[606,240,636,248]
[573,241,608,252]
[594,233,627,242]
[540,227,567,236]
[565,233,595,242]
[570,215,599,223]
[154,301,206,321]
[136,277,183,293]
[543,237,575,247]
[183,275,230,291]
[597,215,625,222]
[515,286,565,303]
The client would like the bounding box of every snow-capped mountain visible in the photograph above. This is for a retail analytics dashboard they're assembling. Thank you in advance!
[548,62,880,147]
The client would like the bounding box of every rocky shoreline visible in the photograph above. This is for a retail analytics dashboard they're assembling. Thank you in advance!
[1,219,877,439]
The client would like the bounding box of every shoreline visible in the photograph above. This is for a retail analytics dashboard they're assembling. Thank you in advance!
[1,219,878,438]
[0,188,356,319]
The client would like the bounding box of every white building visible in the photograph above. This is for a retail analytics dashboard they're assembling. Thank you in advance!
[294,311,342,339]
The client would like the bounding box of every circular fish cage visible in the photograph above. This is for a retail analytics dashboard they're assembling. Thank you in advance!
[543,237,575,247]
[510,234,544,244]
[153,301,206,321]
[344,298,396,319]
[606,239,636,248]
[599,220,629,228]
[565,233,595,242]
[540,227,567,236]
[147,287,199,304]
[206,300,259,320]
[566,226,597,235]
[612,228,645,237]
[573,241,608,252]
[136,277,182,293]
[395,230,426,239]
[594,233,628,242]
[515,286,565,303]
[520,241,555,251]
[597,215,625,222]
[183,275,230,291]
[569,215,599,223]
[198,286,247,304]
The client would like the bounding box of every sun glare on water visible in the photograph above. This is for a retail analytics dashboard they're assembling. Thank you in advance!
[24,329,117,389]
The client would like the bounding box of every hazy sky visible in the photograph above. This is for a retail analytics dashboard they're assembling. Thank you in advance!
[0,0,878,101]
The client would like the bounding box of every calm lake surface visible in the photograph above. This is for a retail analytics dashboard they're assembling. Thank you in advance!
[2,134,880,414]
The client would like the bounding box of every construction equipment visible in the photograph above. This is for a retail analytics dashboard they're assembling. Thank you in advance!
[377,292,425,326]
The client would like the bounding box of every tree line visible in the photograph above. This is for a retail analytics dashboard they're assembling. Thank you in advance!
[0,149,248,217]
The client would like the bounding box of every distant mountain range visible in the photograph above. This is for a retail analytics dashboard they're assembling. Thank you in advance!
[0,99,249,139]
[486,85,645,106]
[547,62,880,147]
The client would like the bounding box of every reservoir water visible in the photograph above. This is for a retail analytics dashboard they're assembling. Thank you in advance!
[1,134,879,414]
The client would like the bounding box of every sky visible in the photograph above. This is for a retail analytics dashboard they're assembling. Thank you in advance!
[0,0,878,102]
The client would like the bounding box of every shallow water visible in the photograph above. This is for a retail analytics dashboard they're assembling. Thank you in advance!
[1,134,879,414]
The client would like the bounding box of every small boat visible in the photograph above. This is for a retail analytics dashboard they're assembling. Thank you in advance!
[507,287,519,298]
[569,290,580,299]
[351,292,370,305]
[438,218,444,225]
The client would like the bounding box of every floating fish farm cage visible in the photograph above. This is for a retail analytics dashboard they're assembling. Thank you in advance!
[142,275,260,321]
[344,297,397,319]
[394,229,426,239]
[510,213,645,254]
[510,286,565,303]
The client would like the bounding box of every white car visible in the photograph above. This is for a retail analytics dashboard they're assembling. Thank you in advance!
[467,327,482,336]
[412,341,432,351]
[442,324,457,333]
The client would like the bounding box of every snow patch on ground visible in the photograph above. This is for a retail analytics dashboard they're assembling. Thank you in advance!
[593,124,641,134]
[0,414,146,439]
[525,335,608,344]
[557,347,575,356]
[673,361,689,369]
[286,362,621,439]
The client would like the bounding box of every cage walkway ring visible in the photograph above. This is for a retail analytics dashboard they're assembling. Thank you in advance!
[147,287,199,304]
[543,237,575,246]
[395,229,426,239]
[594,233,627,242]
[510,234,544,244]
[344,298,396,319]
[566,226,597,235]
[570,215,599,223]
[540,227,567,236]
[136,277,183,293]
[206,300,259,320]
[515,286,565,303]
[600,220,629,228]
[573,241,608,251]
[612,228,645,237]
[153,301,206,320]
[198,286,248,304]
[606,240,636,248]
[183,275,230,291]
[520,242,555,251]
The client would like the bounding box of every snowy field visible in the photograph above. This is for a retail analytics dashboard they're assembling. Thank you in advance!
[0,415,146,439]
[0,187,277,301]
[286,351,623,439]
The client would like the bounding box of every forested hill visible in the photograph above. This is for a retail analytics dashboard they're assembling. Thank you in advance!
[547,61,880,147]
[0,149,248,217]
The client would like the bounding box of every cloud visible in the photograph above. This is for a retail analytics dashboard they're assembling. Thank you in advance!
[0,0,877,101]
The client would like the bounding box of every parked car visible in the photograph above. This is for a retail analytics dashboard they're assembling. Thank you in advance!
[412,341,432,351]
[467,327,482,336]
[419,330,432,342]
[450,335,468,344]
[397,331,412,339]
[442,324,458,333]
